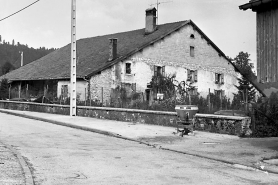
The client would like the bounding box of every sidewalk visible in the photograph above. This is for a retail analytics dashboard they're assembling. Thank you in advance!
[1,108,278,174]
[0,141,33,185]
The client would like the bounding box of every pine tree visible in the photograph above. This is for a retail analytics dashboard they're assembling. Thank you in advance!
[233,52,256,103]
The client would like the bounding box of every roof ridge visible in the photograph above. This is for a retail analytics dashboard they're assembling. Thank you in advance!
[79,20,189,41]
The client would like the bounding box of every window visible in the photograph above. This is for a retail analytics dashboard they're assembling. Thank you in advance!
[215,73,224,84]
[190,46,195,57]
[187,69,198,82]
[125,63,131,74]
[190,34,195,39]
[214,90,225,98]
[154,66,165,76]
[188,87,198,96]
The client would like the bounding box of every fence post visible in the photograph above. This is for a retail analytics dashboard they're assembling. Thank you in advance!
[18,82,21,98]
[9,84,11,99]
[85,88,86,106]
[102,87,103,104]
[208,88,211,112]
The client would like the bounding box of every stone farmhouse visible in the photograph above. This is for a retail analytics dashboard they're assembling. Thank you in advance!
[1,8,261,105]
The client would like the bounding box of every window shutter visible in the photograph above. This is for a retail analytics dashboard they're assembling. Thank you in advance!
[221,90,225,97]
[132,83,136,92]
[162,66,165,76]
[194,70,198,82]
[221,74,224,84]
[215,73,218,84]
[154,66,157,76]
[187,69,191,80]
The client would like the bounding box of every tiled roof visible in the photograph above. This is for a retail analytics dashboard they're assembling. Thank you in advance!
[1,20,237,83]
[2,21,191,81]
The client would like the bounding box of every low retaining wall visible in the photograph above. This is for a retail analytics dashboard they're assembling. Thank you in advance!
[194,113,252,136]
[0,100,177,127]
[0,100,252,136]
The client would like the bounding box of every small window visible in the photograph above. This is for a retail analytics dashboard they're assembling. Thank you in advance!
[126,63,131,74]
[190,34,195,39]
[189,87,198,96]
[154,66,165,76]
[187,69,198,82]
[214,90,225,98]
[215,73,224,84]
[190,46,195,57]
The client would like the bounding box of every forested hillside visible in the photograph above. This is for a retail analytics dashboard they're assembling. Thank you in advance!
[0,36,55,76]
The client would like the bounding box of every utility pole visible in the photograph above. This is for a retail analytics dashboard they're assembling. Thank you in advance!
[70,0,77,116]
[150,0,173,24]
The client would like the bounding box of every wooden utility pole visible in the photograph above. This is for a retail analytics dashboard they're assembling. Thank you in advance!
[150,0,173,24]
[70,0,77,116]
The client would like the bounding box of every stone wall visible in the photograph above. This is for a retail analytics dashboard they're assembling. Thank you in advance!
[194,113,252,136]
[90,67,113,105]
[0,100,252,136]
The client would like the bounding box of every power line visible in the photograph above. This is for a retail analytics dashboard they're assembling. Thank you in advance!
[0,0,41,22]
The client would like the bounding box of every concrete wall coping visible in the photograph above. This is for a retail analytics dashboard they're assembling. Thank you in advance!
[78,106,177,115]
[0,100,69,108]
[0,100,177,116]
[195,113,250,120]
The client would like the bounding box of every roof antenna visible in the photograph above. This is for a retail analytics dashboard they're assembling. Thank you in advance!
[150,0,173,24]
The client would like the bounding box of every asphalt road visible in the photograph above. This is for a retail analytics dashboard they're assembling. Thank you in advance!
[0,112,277,185]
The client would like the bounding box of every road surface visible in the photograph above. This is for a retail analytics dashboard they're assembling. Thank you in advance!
[0,112,277,185]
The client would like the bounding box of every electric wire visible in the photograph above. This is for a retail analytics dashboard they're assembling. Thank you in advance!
[0,0,41,22]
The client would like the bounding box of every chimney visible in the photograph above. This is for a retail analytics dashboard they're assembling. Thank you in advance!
[145,7,157,34]
[108,38,118,61]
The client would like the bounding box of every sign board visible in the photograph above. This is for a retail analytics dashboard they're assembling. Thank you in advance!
[157,93,164,100]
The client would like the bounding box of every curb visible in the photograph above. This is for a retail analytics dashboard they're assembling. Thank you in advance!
[1,109,278,175]
[0,141,34,185]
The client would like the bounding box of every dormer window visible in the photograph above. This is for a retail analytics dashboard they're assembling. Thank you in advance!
[190,34,195,39]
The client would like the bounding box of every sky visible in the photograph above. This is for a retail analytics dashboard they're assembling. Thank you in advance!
[0,0,256,62]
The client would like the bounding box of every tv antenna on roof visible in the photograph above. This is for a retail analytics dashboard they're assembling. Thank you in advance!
[150,0,173,24]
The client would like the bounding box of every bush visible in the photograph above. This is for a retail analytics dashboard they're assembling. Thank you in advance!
[0,78,9,100]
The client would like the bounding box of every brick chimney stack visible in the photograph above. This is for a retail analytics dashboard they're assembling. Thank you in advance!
[145,7,157,34]
[108,38,118,61]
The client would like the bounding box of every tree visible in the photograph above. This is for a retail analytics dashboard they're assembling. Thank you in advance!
[233,51,255,80]
[1,61,15,75]
[0,78,9,100]
[233,52,256,103]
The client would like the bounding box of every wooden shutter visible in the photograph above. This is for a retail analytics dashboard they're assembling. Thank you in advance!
[162,66,165,76]
[132,83,136,92]
[194,70,198,82]
[221,90,225,97]
[221,74,224,84]
[187,69,191,80]
[215,73,218,84]
[154,66,158,76]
